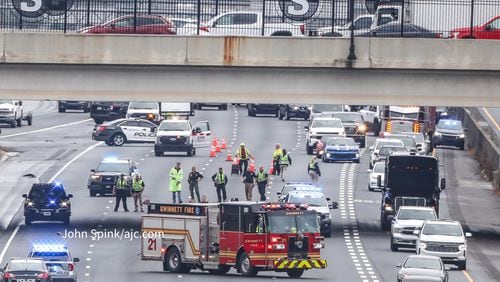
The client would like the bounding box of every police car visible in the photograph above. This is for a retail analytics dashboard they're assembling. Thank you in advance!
[29,244,79,282]
[278,187,337,237]
[87,158,138,197]
[276,182,317,201]
[92,118,157,146]
[22,183,72,225]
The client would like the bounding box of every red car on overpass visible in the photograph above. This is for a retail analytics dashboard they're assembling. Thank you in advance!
[79,14,176,35]
[450,16,500,39]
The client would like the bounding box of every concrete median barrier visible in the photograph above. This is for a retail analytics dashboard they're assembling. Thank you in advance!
[459,108,500,190]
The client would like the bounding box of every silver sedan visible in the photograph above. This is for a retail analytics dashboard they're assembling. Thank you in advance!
[397,255,448,282]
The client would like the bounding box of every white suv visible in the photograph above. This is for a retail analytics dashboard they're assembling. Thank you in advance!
[305,117,345,155]
[391,207,437,251]
[416,220,471,270]
[154,119,211,156]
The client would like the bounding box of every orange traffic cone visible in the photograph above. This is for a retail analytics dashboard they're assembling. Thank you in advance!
[212,137,218,147]
[221,137,227,150]
[215,143,222,153]
[209,146,216,157]
[226,152,233,161]
[268,166,274,175]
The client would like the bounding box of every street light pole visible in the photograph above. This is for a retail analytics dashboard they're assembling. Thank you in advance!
[347,0,357,61]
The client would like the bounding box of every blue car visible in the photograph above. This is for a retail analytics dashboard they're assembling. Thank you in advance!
[322,137,360,163]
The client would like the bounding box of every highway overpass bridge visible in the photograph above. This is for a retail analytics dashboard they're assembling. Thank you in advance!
[0,32,499,106]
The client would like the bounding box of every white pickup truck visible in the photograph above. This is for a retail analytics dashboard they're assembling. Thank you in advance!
[0,100,32,128]
[154,119,211,157]
[188,11,305,36]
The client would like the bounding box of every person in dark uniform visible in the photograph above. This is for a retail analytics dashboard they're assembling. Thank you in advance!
[188,166,204,202]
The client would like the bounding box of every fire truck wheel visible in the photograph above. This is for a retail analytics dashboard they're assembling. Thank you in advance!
[238,252,258,277]
[286,269,305,278]
[166,248,182,273]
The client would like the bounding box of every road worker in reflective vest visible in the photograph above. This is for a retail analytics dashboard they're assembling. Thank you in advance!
[170,162,184,204]
[256,166,269,201]
[132,173,145,212]
[279,149,292,182]
[235,143,254,175]
[272,143,282,176]
[113,173,130,212]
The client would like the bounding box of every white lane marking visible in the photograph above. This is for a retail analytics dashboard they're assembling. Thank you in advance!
[0,118,92,139]
[340,163,379,282]
[49,142,104,182]
[0,224,21,264]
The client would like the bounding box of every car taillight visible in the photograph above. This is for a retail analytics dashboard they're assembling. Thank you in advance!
[98,126,107,131]
[199,26,209,33]
[3,272,14,279]
[68,263,75,271]
[38,272,49,279]
[300,24,305,35]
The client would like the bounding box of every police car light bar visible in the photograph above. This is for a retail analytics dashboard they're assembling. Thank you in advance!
[103,157,118,162]
[261,203,309,210]
[32,244,67,252]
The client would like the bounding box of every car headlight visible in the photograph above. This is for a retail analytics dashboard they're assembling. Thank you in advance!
[60,202,68,207]
[357,124,367,132]
[393,225,403,233]
[293,106,299,110]
[326,153,331,157]
[458,244,466,251]
[27,201,34,207]
[355,153,360,158]
[90,175,101,181]
[419,241,427,249]
[459,133,465,138]
[434,131,441,137]
[384,204,393,212]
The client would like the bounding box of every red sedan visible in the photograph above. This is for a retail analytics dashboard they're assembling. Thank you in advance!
[79,14,176,35]
[450,16,500,39]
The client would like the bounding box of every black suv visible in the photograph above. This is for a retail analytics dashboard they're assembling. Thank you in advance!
[432,119,466,150]
[87,158,138,196]
[22,183,73,225]
[90,101,129,124]
[58,101,91,113]
[278,104,310,120]
[247,104,279,117]
[330,112,367,148]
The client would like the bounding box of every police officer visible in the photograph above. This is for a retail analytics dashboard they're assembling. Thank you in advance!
[113,173,130,212]
[170,162,184,204]
[307,156,321,183]
[279,149,292,182]
[256,166,269,201]
[241,167,256,201]
[212,167,228,202]
[235,143,254,175]
[188,166,204,203]
[272,143,282,176]
[131,173,145,212]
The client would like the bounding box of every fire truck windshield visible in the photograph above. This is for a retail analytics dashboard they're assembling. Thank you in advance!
[267,213,319,234]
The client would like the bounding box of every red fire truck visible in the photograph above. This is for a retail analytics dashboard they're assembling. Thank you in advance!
[141,202,327,278]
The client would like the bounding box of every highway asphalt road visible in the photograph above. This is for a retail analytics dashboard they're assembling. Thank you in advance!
[0,102,498,282]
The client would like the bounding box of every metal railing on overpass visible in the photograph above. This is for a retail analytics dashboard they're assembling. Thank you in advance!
[0,0,499,37]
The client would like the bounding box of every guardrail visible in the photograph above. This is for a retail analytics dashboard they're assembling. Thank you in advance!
[0,0,499,37]
[459,107,500,189]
